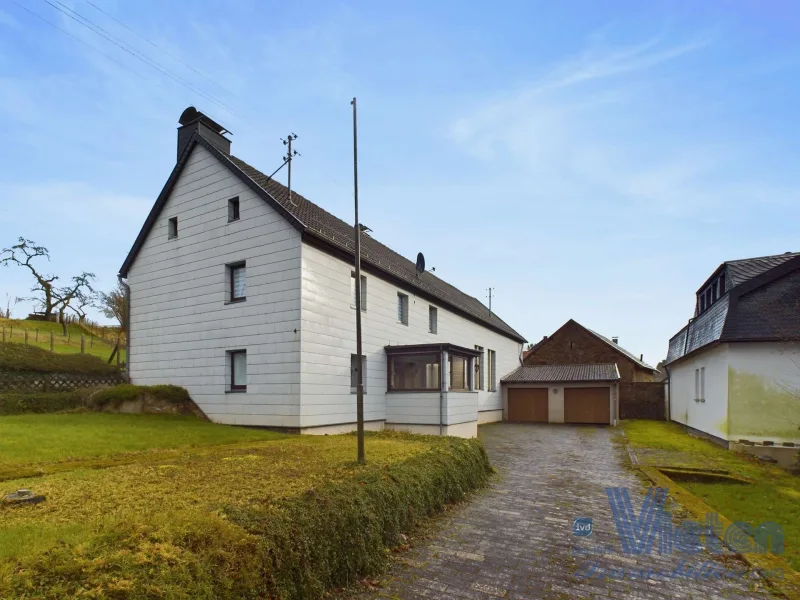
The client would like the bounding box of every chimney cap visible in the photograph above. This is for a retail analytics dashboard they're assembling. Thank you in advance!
[179,106,231,135]
[611,336,619,344]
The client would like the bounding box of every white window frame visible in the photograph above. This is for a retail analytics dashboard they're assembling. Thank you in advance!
[429,306,438,334]
[350,272,367,311]
[474,345,484,390]
[226,262,246,303]
[227,349,247,392]
[487,349,497,392]
[397,292,409,325]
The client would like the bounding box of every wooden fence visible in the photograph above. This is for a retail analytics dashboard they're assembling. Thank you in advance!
[0,371,124,393]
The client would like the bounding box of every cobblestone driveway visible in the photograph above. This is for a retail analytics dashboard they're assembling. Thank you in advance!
[363,423,771,600]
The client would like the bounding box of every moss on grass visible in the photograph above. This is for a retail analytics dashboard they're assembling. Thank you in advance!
[0,433,491,599]
[0,390,88,415]
[90,384,190,408]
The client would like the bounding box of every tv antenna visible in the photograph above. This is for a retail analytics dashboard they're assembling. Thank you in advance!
[281,133,300,206]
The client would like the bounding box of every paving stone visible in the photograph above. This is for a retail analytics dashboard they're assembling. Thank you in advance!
[357,423,772,600]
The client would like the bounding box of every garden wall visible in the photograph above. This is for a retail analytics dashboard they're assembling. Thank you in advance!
[619,382,666,420]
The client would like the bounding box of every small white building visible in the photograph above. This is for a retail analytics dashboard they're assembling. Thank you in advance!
[665,252,800,459]
[118,108,526,437]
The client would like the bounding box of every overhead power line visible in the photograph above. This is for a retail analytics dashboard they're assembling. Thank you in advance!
[85,0,239,100]
[39,0,236,115]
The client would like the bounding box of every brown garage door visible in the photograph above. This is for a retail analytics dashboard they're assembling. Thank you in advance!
[564,387,610,424]
[508,388,549,422]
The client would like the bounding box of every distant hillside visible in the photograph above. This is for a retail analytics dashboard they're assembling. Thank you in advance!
[0,319,124,363]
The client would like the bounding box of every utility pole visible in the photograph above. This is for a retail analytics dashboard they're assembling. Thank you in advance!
[487,287,494,315]
[281,133,299,206]
[352,97,365,465]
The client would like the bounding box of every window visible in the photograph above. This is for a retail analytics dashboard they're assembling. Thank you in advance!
[388,353,440,391]
[700,294,706,313]
[229,350,247,391]
[487,349,497,391]
[228,262,246,302]
[350,272,367,311]
[397,292,409,325]
[719,273,726,296]
[350,354,366,393]
[448,354,470,391]
[228,197,240,222]
[168,216,178,239]
[429,306,438,334]
[474,345,484,390]
[694,367,705,402]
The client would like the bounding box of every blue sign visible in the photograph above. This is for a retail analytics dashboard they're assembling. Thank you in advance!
[573,517,593,537]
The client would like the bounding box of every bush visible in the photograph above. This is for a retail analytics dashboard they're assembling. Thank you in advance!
[0,390,89,415]
[90,384,191,409]
[0,342,119,375]
[1,438,492,599]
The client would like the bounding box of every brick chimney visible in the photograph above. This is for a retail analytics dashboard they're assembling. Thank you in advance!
[612,337,619,344]
[177,106,231,160]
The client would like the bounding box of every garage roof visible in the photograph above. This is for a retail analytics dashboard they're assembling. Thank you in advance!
[501,364,620,383]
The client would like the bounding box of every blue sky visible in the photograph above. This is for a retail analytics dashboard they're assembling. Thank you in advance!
[1,1,799,365]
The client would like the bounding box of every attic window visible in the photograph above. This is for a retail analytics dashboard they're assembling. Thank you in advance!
[168,217,178,239]
[228,197,240,222]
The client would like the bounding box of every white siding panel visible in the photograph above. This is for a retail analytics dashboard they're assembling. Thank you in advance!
[300,243,522,428]
[668,344,729,440]
[127,145,302,426]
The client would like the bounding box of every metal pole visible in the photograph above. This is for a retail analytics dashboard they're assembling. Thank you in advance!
[287,135,292,205]
[352,97,365,465]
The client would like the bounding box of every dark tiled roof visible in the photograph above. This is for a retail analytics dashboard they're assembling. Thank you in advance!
[726,253,800,288]
[223,152,525,342]
[666,254,800,365]
[585,327,656,371]
[501,363,620,383]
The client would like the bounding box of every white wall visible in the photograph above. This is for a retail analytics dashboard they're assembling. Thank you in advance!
[127,145,303,427]
[668,343,729,440]
[727,342,800,444]
[299,243,522,429]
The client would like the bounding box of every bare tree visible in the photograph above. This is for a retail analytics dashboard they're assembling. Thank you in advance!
[52,272,95,335]
[97,281,128,335]
[69,288,97,324]
[2,294,18,319]
[0,238,59,317]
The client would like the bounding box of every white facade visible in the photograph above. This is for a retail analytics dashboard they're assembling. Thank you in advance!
[668,341,800,446]
[127,144,523,436]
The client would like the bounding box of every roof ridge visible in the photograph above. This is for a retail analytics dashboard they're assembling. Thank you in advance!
[726,251,799,264]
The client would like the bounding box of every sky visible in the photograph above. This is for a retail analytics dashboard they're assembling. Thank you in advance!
[1,0,799,366]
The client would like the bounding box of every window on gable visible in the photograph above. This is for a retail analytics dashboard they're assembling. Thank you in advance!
[227,262,246,302]
[397,292,409,325]
[228,197,240,222]
[429,306,438,334]
[168,216,178,239]
[350,354,366,393]
[228,350,247,391]
[350,272,367,311]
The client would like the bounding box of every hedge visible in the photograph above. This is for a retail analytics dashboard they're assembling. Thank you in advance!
[90,384,191,409]
[0,342,119,375]
[0,390,89,415]
[1,437,493,599]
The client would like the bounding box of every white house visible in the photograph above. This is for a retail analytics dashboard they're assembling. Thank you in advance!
[118,108,526,437]
[665,252,800,461]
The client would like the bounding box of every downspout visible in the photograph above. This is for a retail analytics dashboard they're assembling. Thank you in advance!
[118,275,131,383]
[440,350,446,436]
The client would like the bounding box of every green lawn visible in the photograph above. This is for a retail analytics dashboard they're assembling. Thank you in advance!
[0,413,285,469]
[623,420,800,571]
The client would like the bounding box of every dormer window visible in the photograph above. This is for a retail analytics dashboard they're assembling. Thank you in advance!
[697,272,727,315]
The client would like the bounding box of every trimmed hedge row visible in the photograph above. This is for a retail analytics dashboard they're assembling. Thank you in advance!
[0,390,88,415]
[0,342,120,375]
[2,437,493,599]
[0,385,190,415]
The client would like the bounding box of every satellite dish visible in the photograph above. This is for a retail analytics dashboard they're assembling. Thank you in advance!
[415,252,425,275]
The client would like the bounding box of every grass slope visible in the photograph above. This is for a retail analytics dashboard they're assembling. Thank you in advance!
[0,413,285,469]
[0,342,119,374]
[623,420,800,571]
[0,318,124,362]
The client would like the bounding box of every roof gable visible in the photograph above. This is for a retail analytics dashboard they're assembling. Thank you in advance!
[525,319,655,371]
[120,134,526,343]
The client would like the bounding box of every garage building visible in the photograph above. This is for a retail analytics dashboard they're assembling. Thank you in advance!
[501,364,620,425]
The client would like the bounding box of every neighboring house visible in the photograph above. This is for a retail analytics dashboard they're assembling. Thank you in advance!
[501,319,657,424]
[118,108,526,437]
[665,252,800,454]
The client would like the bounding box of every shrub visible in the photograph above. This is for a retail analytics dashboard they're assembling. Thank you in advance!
[0,342,119,375]
[90,384,191,409]
[0,438,492,599]
[0,390,89,415]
